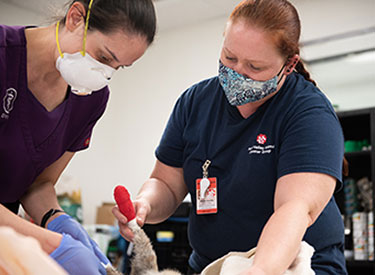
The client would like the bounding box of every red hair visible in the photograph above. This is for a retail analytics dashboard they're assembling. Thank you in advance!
[229,0,316,86]
[230,0,350,175]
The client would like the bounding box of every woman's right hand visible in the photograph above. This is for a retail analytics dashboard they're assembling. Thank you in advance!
[50,233,106,275]
[112,198,151,241]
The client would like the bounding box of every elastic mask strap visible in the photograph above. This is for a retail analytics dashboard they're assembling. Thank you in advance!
[55,0,94,58]
[56,21,64,58]
[276,64,286,85]
[81,0,94,56]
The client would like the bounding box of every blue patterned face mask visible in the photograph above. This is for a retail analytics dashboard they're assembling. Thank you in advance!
[218,60,285,106]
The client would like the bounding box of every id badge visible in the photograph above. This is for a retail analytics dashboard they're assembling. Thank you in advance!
[196,177,217,214]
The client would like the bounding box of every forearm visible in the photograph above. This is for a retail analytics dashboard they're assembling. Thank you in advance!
[20,181,62,226]
[0,203,62,254]
[250,200,312,275]
[20,151,74,225]
[136,177,186,224]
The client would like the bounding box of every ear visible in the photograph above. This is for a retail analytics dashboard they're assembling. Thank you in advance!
[284,54,300,76]
[65,2,87,32]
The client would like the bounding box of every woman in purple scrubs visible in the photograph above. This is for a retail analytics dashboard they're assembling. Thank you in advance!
[0,0,156,273]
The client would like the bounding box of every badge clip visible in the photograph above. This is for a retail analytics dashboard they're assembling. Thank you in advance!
[200,160,211,199]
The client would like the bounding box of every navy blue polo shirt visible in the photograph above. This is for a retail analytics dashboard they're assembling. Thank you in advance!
[155,72,345,273]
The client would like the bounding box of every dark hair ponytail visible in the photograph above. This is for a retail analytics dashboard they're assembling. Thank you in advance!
[63,0,156,44]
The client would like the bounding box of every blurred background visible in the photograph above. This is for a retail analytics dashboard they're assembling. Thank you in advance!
[0,0,374,224]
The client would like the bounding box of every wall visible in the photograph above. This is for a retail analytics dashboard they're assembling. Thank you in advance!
[291,0,375,112]
[0,1,41,24]
[1,0,374,223]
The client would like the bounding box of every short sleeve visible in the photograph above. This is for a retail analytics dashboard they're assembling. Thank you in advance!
[67,90,109,152]
[277,105,344,183]
[155,93,189,168]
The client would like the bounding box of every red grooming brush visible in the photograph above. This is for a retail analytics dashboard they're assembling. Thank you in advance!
[114,185,139,231]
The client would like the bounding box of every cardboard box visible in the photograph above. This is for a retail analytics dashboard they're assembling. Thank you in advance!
[96,202,116,225]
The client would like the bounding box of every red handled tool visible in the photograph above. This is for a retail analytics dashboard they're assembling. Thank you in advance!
[114,185,140,231]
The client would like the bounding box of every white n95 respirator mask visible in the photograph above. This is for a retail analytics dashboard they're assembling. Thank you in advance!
[55,0,116,95]
[56,51,115,95]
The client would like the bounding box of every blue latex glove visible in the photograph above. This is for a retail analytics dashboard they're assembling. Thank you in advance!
[50,233,106,275]
[47,214,110,265]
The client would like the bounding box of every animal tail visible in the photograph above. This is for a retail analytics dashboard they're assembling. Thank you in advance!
[130,228,159,275]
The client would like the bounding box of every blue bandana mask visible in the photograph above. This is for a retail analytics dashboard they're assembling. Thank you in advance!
[218,60,285,106]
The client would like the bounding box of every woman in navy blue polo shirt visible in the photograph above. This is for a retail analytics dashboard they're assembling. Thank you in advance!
[114,1,347,274]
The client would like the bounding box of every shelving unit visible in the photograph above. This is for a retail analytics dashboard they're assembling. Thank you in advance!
[336,107,375,275]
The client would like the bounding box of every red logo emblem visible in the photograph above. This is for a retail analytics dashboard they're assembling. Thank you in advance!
[84,138,90,147]
[257,134,267,145]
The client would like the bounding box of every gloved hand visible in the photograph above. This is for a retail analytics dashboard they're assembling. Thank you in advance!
[47,214,110,265]
[50,233,106,275]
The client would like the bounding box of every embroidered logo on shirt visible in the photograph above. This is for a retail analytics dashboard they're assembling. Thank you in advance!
[1,88,18,119]
[256,134,267,144]
[248,133,275,155]
[84,138,91,147]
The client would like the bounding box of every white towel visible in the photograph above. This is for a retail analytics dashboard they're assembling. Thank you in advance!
[201,241,315,275]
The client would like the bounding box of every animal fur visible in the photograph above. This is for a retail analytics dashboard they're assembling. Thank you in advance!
[106,265,123,275]
[106,227,181,275]
[131,227,181,275]
[107,227,315,275]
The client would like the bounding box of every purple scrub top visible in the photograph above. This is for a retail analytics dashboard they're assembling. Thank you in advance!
[0,25,109,203]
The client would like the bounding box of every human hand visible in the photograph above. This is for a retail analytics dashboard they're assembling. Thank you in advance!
[50,233,106,275]
[112,198,151,241]
[47,214,110,265]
